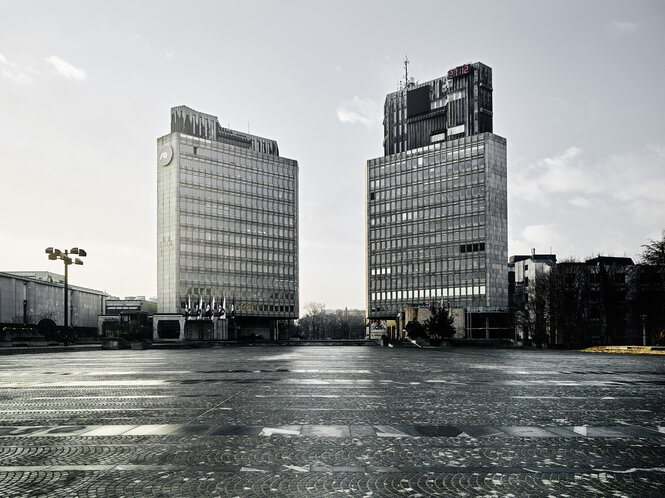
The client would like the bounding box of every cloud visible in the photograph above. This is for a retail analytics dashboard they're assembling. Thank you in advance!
[45,55,87,80]
[547,95,567,108]
[2,68,33,84]
[511,146,596,202]
[510,224,567,256]
[568,196,592,208]
[608,20,639,35]
[0,53,37,84]
[336,97,381,127]
[511,144,665,231]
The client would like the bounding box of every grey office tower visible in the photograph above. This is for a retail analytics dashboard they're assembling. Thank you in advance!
[366,62,507,335]
[157,106,298,340]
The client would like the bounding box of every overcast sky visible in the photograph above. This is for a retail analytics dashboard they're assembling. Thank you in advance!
[1,0,664,311]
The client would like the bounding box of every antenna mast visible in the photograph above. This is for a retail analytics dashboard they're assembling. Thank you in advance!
[404,55,410,86]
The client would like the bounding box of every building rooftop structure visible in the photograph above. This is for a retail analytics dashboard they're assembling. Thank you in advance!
[383,61,493,155]
[3,271,108,295]
[170,106,280,156]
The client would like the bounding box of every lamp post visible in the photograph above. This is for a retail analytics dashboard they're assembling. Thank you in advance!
[45,247,86,345]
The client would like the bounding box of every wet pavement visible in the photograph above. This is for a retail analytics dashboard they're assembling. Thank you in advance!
[0,346,664,496]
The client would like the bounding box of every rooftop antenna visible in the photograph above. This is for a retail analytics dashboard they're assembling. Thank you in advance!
[404,55,410,86]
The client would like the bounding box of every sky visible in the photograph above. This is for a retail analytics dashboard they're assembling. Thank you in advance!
[1,0,664,311]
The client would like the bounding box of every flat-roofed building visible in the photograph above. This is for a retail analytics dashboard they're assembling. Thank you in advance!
[156,106,298,340]
[367,62,508,340]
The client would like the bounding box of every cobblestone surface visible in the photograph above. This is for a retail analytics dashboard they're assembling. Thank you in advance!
[0,346,664,496]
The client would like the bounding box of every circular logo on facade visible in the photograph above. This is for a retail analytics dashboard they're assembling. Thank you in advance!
[158,144,173,166]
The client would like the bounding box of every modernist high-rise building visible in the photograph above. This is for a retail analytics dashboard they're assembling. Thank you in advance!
[366,62,508,338]
[157,106,298,340]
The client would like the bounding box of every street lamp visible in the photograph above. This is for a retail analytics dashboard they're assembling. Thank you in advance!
[45,246,86,345]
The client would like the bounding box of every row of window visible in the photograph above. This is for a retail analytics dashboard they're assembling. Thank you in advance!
[370,232,487,257]
[369,142,486,177]
[235,303,295,314]
[178,215,296,240]
[369,168,485,201]
[180,143,296,179]
[180,157,295,189]
[461,242,485,253]
[370,197,486,225]
[179,177,295,203]
[371,285,487,302]
[380,134,504,169]
[179,187,295,214]
[180,245,294,263]
[371,211,486,230]
[180,262,296,277]
[180,254,294,271]
[370,186,486,216]
[180,288,296,302]
[180,202,295,229]
[369,227,485,246]
[179,231,295,251]
[371,256,487,276]
[370,270,488,292]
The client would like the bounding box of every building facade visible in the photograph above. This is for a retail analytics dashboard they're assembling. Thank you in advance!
[367,62,508,338]
[383,62,493,156]
[157,106,298,340]
[0,271,107,334]
[509,255,653,347]
[508,251,557,345]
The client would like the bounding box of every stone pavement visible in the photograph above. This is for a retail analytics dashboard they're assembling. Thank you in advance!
[0,346,664,496]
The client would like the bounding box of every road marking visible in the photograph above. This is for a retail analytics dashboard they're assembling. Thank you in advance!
[573,426,587,436]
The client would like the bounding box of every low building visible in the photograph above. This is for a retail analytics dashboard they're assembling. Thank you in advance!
[98,297,157,338]
[508,250,557,345]
[0,271,107,341]
[509,255,652,347]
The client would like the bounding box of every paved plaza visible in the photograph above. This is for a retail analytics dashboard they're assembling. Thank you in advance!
[0,346,664,496]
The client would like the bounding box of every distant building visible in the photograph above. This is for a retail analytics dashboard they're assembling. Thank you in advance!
[156,106,299,341]
[0,271,107,335]
[323,308,365,317]
[508,250,557,345]
[105,297,157,315]
[510,255,651,346]
[367,61,508,340]
[567,256,635,346]
[98,297,157,339]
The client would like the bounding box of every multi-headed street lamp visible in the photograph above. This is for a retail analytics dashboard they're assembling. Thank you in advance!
[45,247,86,344]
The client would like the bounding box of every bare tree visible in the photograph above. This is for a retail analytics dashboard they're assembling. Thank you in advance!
[636,232,665,345]
[640,232,665,266]
[303,302,326,317]
[296,304,365,340]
